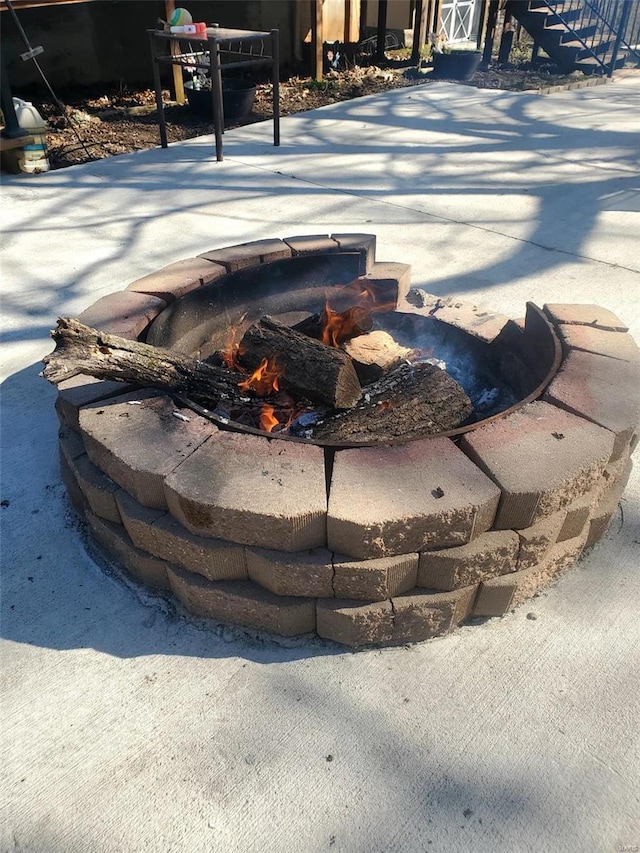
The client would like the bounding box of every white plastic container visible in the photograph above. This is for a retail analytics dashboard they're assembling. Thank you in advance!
[12,98,50,174]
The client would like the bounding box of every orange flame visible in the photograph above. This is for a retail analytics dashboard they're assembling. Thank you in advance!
[238,357,281,396]
[321,305,345,348]
[320,304,370,348]
[346,278,396,313]
[221,325,242,371]
[259,404,279,433]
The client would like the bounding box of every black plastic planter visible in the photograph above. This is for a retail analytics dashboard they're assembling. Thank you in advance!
[184,79,257,122]
[432,50,482,81]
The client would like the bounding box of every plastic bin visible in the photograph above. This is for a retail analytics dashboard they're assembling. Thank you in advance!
[184,79,257,122]
[432,50,482,81]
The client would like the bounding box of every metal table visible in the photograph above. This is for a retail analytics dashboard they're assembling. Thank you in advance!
[148,26,279,162]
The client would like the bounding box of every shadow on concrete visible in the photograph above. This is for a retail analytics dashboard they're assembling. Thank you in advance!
[2,82,639,355]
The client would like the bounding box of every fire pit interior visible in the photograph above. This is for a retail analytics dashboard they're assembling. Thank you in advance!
[49,234,639,647]
[142,249,539,445]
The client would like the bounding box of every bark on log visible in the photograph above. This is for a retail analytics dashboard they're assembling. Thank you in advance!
[238,316,362,409]
[311,361,474,443]
[42,317,252,406]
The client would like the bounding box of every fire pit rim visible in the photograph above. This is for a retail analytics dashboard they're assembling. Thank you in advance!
[139,239,563,447]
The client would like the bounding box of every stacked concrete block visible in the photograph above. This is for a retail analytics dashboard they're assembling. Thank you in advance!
[87,514,171,591]
[316,599,395,647]
[246,548,334,597]
[77,291,167,339]
[163,431,327,551]
[474,529,589,617]
[125,257,227,302]
[79,391,216,509]
[200,238,292,271]
[167,565,316,636]
[117,490,247,582]
[327,438,501,558]
[460,401,615,529]
[281,234,341,257]
[390,587,478,644]
[356,262,412,306]
[515,511,567,570]
[71,454,123,524]
[331,234,377,272]
[332,553,418,601]
[53,238,639,647]
[417,531,519,589]
[58,426,88,513]
[56,374,132,431]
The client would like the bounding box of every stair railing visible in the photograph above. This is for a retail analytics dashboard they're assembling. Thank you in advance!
[534,0,640,75]
[581,0,640,72]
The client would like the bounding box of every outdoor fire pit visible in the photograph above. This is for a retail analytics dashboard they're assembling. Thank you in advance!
[50,235,639,647]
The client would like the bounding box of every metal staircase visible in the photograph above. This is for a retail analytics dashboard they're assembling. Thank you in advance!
[509,0,640,75]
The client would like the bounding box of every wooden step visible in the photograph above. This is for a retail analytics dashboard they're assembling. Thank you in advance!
[561,24,597,43]
[544,9,584,26]
[573,56,609,74]
[584,40,615,57]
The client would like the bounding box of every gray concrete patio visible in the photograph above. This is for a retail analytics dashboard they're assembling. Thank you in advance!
[1,76,639,852]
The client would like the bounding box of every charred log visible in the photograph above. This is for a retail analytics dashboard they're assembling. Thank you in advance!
[43,317,253,406]
[238,316,362,409]
[43,319,473,444]
[311,362,474,443]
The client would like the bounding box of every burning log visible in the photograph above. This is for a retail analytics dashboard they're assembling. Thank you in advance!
[43,319,472,444]
[43,317,256,406]
[291,305,373,345]
[311,361,474,443]
[342,330,415,385]
[238,316,362,409]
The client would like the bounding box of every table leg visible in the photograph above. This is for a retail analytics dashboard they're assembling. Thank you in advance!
[210,39,224,162]
[271,29,280,147]
[149,35,168,149]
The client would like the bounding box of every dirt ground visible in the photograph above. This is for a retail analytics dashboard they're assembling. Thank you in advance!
[36,58,586,171]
